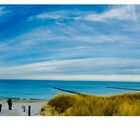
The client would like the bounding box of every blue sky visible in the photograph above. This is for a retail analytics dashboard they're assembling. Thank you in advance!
[0,5,140,81]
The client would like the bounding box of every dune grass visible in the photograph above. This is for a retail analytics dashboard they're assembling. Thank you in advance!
[39,92,140,116]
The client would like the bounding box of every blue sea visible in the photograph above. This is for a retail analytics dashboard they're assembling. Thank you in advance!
[0,80,140,100]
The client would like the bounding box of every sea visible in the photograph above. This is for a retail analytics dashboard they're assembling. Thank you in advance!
[0,79,140,100]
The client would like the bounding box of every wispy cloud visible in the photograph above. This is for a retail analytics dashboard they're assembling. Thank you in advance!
[0,6,11,17]
[0,5,140,81]
[78,5,138,22]
[1,57,140,74]
[30,10,67,20]
[0,6,6,16]
[29,5,138,23]
[1,57,140,81]
[0,22,133,65]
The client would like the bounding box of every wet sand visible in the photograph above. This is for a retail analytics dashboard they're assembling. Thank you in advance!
[0,99,47,116]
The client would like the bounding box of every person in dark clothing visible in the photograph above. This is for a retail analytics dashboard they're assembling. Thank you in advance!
[7,98,12,110]
[0,104,2,112]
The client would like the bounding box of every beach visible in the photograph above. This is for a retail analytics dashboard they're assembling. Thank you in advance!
[0,99,46,116]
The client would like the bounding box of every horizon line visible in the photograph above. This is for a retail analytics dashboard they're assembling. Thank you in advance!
[1,78,140,82]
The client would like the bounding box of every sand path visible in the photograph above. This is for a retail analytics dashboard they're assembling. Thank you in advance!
[0,100,46,116]
[0,109,20,116]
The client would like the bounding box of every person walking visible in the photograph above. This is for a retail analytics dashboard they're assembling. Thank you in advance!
[7,98,12,110]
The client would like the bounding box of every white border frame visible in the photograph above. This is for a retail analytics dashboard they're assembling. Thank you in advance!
[0,0,140,4]
[0,2,140,140]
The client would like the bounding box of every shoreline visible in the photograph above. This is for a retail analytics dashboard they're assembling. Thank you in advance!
[0,98,46,102]
[0,97,45,101]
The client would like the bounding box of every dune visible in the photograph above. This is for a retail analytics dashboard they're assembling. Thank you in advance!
[39,92,140,116]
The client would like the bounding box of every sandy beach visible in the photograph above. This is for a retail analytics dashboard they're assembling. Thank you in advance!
[0,99,46,116]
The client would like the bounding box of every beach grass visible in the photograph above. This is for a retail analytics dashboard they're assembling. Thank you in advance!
[39,92,140,116]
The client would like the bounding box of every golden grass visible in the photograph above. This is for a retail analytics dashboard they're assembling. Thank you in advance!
[39,92,140,116]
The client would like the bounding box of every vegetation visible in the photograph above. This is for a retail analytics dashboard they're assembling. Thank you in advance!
[39,92,140,116]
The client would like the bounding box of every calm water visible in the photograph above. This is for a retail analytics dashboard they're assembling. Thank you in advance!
[0,80,140,100]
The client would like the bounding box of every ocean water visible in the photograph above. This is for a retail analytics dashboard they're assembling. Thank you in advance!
[0,80,140,100]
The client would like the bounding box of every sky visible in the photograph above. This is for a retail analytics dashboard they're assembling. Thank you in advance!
[0,5,140,81]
